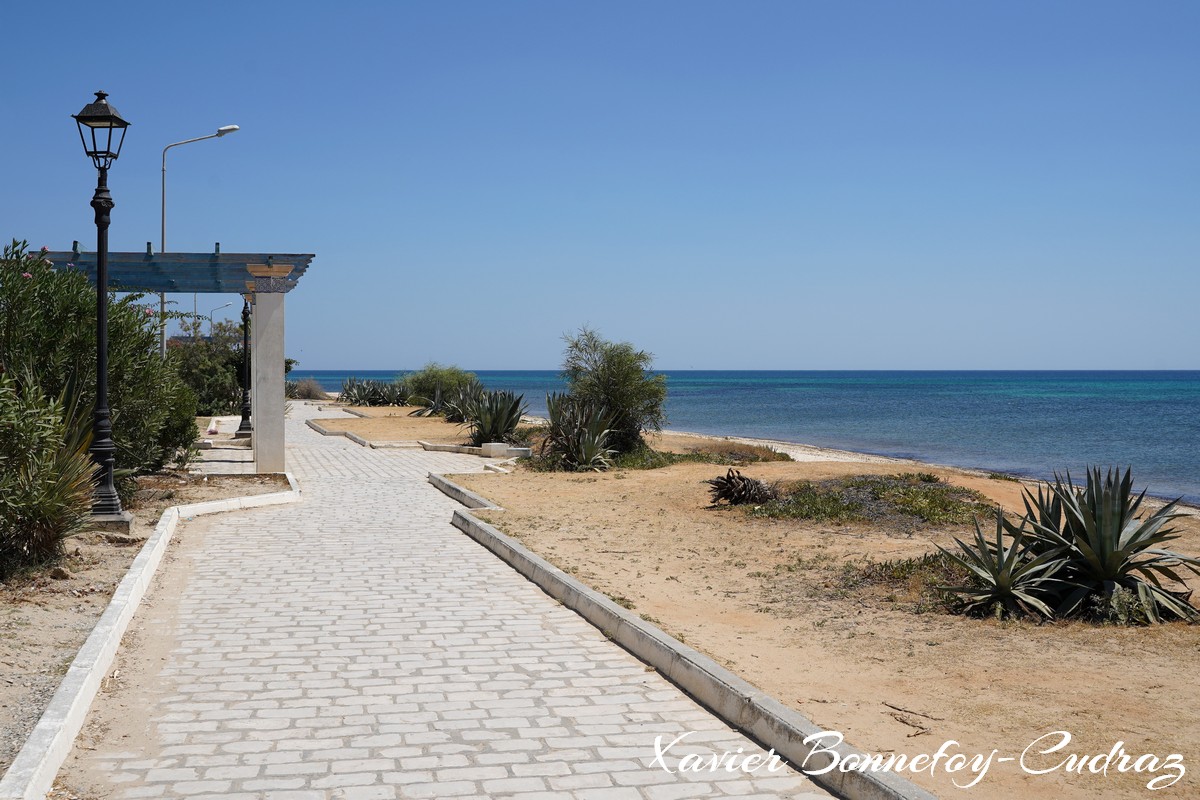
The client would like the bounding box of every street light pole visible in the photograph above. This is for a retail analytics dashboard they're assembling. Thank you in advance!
[160,124,239,356]
[207,301,233,337]
[73,91,130,521]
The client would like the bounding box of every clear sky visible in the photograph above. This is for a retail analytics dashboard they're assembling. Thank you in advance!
[3,1,1197,370]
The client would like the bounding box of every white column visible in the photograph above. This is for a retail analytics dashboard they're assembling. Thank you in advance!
[251,292,286,473]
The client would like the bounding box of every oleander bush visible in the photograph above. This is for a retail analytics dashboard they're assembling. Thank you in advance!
[0,372,95,579]
[939,467,1200,623]
[0,240,197,473]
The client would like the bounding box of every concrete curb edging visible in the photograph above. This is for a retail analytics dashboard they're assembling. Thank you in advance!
[302,419,433,450]
[427,473,502,510]
[419,442,533,458]
[432,476,936,800]
[0,474,303,800]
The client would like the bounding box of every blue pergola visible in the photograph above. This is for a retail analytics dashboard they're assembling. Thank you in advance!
[44,243,317,475]
[44,243,314,295]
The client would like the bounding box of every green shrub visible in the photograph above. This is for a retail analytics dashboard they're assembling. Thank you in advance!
[745,473,990,525]
[286,377,329,400]
[612,441,792,470]
[752,481,866,522]
[403,363,478,405]
[843,474,992,525]
[0,373,95,578]
[0,241,197,473]
[560,328,666,453]
[170,318,243,415]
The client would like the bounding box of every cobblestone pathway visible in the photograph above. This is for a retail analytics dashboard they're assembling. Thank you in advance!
[59,403,831,799]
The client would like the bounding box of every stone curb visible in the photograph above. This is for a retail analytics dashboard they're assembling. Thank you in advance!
[0,474,303,800]
[431,475,937,800]
[427,473,502,510]
[303,419,434,450]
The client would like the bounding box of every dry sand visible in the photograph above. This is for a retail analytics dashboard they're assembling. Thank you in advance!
[438,433,1200,800]
[314,406,472,445]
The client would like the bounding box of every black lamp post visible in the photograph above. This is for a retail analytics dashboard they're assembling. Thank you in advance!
[73,91,130,518]
[235,298,253,437]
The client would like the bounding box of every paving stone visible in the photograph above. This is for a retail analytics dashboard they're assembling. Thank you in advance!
[60,402,831,798]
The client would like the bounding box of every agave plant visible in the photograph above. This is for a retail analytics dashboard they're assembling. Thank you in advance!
[0,373,95,577]
[1036,468,1200,622]
[543,392,614,471]
[444,380,485,423]
[706,468,778,506]
[408,383,447,416]
[465,390,527,446]
[938,508,1067,620]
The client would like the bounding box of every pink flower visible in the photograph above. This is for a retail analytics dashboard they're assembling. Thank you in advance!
[66,263,74,268]
[40,246,48,252]
[21,272,32,278]
[145,308,154,316]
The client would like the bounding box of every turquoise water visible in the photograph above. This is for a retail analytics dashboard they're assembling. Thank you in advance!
[290,370,1200,504]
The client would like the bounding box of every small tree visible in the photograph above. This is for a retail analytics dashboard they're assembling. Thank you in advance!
[170,318,243,416]
[561,327,666,453]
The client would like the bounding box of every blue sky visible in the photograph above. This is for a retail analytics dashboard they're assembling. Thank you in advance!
[3,1,1197,370]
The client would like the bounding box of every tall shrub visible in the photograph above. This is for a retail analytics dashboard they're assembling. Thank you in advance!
[170,318,244,415]
[0,240,196,472]
[561,327,666,453]
[404,363,478,404]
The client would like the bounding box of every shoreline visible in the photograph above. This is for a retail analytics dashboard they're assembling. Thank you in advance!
[652,425,1200,515]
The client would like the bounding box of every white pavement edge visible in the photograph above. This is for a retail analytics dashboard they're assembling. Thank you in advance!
[432,473,938,800]
[0,474,303,800]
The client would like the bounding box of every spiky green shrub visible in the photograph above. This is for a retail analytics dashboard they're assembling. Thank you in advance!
[1041,468,1198,622]
[939,508,1066,620]
[464,390,527,446]
[444,380,485,423]
[541,392,614,471]
[408,382,446,417]
[561,327,666,453]
[0,373,95,578]
[940,467,1200,623]
[339,377,408,406]
[0,240,197,472]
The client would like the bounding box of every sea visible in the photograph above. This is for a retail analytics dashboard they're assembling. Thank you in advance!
[289,370,1200,505]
